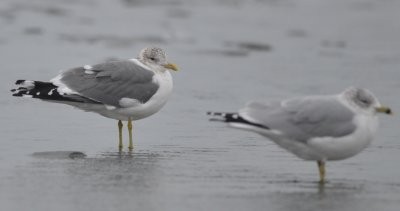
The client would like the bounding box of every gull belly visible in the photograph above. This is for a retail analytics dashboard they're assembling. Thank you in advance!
[94,70,173,121]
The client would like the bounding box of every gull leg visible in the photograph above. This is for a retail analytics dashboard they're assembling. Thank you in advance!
[118,120,123,150]
[128,118,133,151]
[317,160,326,183]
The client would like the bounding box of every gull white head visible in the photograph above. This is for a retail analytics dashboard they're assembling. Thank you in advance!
[138,47,178,72]
[342,87,392,115]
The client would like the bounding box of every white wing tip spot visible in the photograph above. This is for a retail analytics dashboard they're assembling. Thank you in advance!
[20,80,35,89]
[48,88,55,95]
[84,65,94,74]
[84,70,95,74]
[83,65,93,70]
[105,105,116,110]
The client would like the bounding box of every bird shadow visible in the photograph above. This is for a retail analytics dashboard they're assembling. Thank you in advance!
[30,148,161,160]
[32,151,87,159]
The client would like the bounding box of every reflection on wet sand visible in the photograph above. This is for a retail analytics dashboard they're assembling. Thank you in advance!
[32,151,87,159]
[268,180,369,211]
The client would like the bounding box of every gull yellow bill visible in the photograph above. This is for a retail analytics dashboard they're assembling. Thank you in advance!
[375,106,392,115]
[163,63,179,71]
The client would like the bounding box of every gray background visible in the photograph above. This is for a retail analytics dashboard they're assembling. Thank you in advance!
[1,0,399,210]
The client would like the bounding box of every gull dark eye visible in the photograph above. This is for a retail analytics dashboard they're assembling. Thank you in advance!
[356,95,372,107]
[360,99,369,104]
[150,57,155,61]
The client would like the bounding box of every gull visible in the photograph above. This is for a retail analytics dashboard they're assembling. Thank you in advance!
[11,47,178,150]
[208,87,392,183]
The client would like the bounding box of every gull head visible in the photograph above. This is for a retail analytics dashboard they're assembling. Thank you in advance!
[138,47,178,72]
[343,87,392,115]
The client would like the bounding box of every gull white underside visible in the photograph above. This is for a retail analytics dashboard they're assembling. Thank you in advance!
[229,114,378,161]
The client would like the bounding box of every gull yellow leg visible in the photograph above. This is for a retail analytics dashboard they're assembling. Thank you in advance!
[128,118,133,150]
[118,120,123,150]
[317,160,326,183]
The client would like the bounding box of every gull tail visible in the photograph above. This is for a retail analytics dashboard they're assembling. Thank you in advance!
[10,79,91,103]
[11,80,60,99]
[207,111,240,122]
[207,111,269,129]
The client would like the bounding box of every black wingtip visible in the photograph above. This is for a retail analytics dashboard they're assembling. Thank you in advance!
[11,87,26,96]
[15,80,25,85]
[208,111,270,130]
[12,93,23,97]
[207,111,217,115]
[207,111,229,122]
[206,111,231,116]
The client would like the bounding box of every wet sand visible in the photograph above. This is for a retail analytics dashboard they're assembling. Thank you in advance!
[1,0,400,210]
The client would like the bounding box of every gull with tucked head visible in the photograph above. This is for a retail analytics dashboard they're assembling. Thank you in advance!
[11,47,178,151]
[208,87,392,183]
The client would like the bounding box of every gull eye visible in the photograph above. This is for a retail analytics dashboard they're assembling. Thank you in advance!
[149,57,156,61]
[355,90,373,106]
[358,97,371,105]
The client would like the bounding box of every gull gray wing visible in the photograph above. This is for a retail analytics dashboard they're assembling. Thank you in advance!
[240,96,356,142]
[53,60,159,107]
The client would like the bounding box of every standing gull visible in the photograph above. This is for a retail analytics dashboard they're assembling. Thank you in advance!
[208,87,392,183]
[11,47,178,150]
